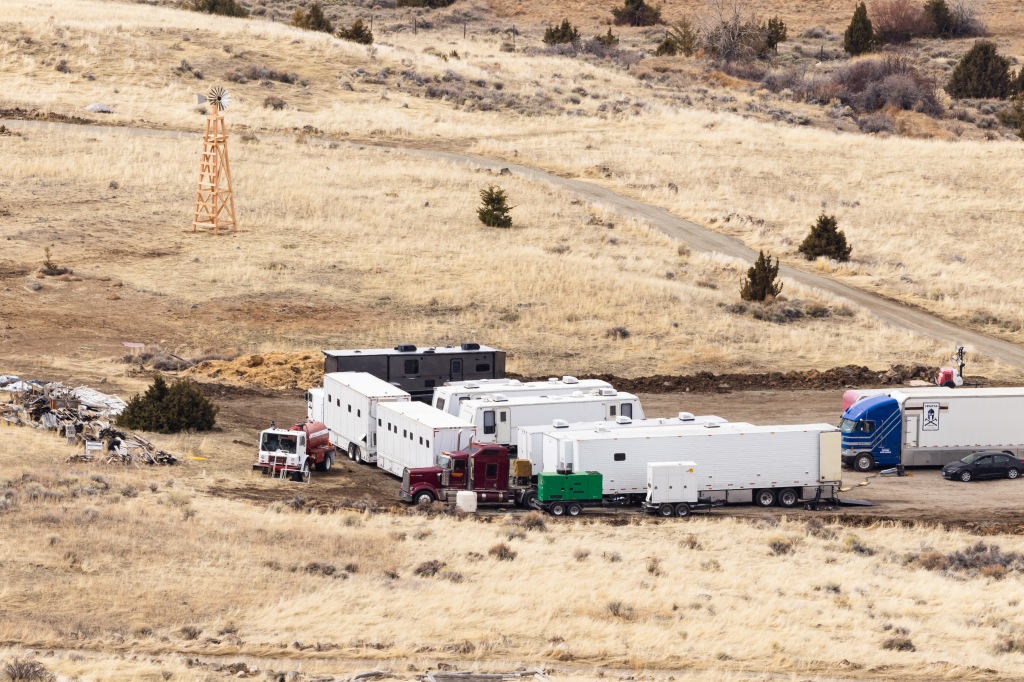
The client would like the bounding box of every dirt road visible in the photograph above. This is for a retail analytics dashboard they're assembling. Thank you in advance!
[4,116,1024,371]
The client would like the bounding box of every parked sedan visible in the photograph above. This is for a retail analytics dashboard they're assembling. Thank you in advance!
[942,451,1023,482]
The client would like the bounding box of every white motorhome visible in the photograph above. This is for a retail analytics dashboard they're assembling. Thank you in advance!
[517,413,728,473]
[457,390,645,451]
[306,387,325,423]
[547,423,841,507]
[432,376,614,415]
[323,372,411,464]
[377,401,476,477]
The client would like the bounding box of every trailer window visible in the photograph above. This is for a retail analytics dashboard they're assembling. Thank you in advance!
[613,452,626,462]
[378,418,382,427]
[621,403,633,419]
[336,399,340,407]
[436,398,446,411]
[609,405,617,417]
[425,439,429,448]
[499,412,507,422]
[485,463,498,479]
[483,411,496,435]
[403,429,407,438]
[347,404,352,413]
[476,363,490,372]
[357,409,361,418]
[405,359,420,374]
[419,436,423,445]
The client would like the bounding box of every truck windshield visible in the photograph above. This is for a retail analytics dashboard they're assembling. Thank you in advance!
[437,454,452,470]
[839,418,858,433]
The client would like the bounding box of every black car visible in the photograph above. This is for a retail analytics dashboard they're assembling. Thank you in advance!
[942,451,1024,482]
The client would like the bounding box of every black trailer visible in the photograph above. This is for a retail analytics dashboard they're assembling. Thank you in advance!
[322,343,506,402]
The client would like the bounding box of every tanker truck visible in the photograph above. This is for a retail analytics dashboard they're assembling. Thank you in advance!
[253,421,335,482]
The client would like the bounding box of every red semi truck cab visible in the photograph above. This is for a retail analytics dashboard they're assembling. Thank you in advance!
[400,442,535,506]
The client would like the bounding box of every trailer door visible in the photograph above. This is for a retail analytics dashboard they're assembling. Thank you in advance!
[819,431,842,483]
[904,415,919,447]
[496,408,511,443]
[450,359,464,382]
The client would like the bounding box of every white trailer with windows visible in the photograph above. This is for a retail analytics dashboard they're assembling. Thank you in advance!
[323,372,411,464]
[432,376,613,415]
[377,401,476,477]
[306,387,325,423]
[517,413,728,472]
[547,423,842,507]
[458,390,645,451]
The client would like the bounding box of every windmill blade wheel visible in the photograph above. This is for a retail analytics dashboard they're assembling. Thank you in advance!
[206,85,230,110]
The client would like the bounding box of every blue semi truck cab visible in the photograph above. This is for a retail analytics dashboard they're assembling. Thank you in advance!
[840,394,903,472]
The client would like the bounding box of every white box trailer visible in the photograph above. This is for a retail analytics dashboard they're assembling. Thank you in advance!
[323,372,411,464]
[518,413,728,473]
[458,390,645,451]
[306,387,325,423]
[377,401,476,477]
[432,376,613,415]
[549,423,842,507]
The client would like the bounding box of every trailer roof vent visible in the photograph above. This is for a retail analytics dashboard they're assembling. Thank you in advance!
[595,425,610,432]
[461,342,481,351]
[678,412,696,421]
[423,348,436,354]
[599,388,617,396]
[571,391,585,398]
[507,380,522,386]
[464,382,479,389]
[548,377,559,382]
[394,344,417,352]
[703,422,721,428]
[562,376,579,384]
[491,394,509,402]
[616,416,633,424]
[552,419,570,428]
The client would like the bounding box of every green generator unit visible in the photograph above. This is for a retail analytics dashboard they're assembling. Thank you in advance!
[537,471,602,502]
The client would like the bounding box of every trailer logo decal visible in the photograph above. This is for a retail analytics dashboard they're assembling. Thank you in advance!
[922,402,940,431]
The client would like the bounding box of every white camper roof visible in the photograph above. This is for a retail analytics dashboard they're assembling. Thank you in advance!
[324,372,410,399]
[552,422,831,443]
[462,390,638,410]
[378,400,475,429]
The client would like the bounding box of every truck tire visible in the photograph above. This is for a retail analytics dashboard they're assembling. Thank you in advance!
[777,488,799,508]
[291,462,311,483]
[568,503,582,517]
[316,452,334,472]
[674,503,691,518]
[754,489,776,507]
[521,491,538,510]
[853,454,874,472]
[959,471,972,482]
[413,490,435,505]
[658,504,674,517]
[942,381,956,388]
[550,502,566,517]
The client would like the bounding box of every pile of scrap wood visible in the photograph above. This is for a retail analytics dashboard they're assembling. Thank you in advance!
[1,377,177,466]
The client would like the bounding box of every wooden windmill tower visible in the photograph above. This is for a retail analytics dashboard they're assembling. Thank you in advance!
[192,85,237,235]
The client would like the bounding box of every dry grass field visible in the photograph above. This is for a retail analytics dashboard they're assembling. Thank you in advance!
[1,0,1023,376]
[4,421,1024,682]
[5,2,1024,679]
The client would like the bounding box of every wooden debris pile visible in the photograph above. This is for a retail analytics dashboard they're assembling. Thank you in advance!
[1,377,177,466]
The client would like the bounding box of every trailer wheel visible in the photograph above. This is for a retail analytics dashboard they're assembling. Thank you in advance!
[658,504,674,517]
[568,503,582,517]
[777,488,799,508]
[754,489,776,507]
[853,454,874,472]
[550,502,566,517]
[959,471,972,482]
[674,503,691,518]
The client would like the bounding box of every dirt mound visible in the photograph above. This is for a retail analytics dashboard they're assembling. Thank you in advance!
[511,364,939,393]
[188,352,322,390]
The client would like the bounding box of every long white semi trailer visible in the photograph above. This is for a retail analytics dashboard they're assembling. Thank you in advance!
[323,372,411,464]
[376,401,476,477]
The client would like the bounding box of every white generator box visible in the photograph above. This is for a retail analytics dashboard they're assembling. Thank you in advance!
[647,462,699,505]
[377,401,476,477]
